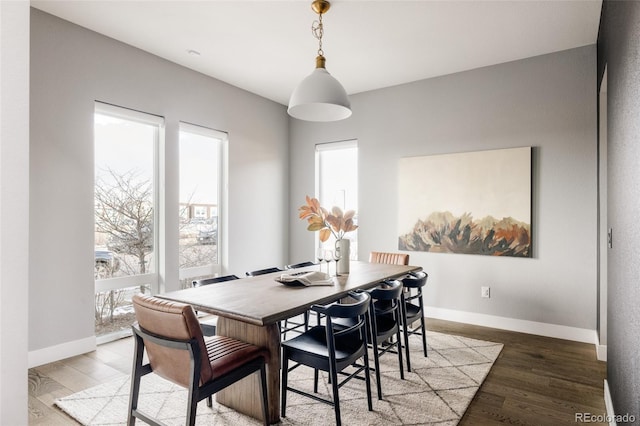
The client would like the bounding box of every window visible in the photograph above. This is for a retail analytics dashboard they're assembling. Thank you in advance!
[94,103,162,341]
[316,140,358,259]
[93,106,228,341]
[178,123,225,285]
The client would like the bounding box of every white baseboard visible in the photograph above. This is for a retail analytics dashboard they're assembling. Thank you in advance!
[28,336,96,368]
[604,380,616,426]
[426,306,597,344]
[597,344,607,361]
[26,309,599,368]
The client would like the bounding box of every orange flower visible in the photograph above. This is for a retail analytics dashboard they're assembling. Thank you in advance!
[298,195,358,242]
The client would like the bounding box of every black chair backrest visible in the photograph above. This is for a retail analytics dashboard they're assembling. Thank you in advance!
[192,274,240,287]
[402,271,428,307]
[312,291,371,339]
[285,261,315,269]
[246,267,284,277]
[370,280,403,302]
[370,279,403,315]
[402,271,428,290]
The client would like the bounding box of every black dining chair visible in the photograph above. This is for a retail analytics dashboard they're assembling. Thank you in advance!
[247,266,310,339]
[281,291,373,426]
[285,261,315,269]
[245,267,284,277]
[368,279,405,399]
[401,271,429,372]
[193,274,240,287]
[333,280,405,400]
[191,274,240,336]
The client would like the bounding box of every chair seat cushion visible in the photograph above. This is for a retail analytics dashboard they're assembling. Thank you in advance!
[374,313,398,336]
[372,299,393,314]
[205,336,269,378]
[404,303,422,322]
[282,326,364,368]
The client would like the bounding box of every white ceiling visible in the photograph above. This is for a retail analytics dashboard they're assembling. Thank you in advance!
[31,0,602,106]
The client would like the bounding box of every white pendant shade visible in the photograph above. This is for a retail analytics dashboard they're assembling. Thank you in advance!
[288,67,352,122]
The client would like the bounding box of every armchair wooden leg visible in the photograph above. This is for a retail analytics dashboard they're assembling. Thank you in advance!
[259,364,269,426]
[403,321,412,372]
[281,353,288,418]
[421,316,428,357]
[186,388,198,426]
[396,326,405,380]
[372,343,383,400]
[329,366,341,426]
[363,348,373,412]
[127,335,145,426]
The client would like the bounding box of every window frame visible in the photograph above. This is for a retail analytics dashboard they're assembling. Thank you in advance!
[94,102,163,295]
[315,139,358,258]
[177,122,227,282]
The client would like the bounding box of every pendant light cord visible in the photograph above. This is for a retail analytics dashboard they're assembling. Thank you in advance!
[312,13,325,58]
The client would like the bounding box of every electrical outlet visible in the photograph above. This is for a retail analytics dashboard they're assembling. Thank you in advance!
[481,286,490,298]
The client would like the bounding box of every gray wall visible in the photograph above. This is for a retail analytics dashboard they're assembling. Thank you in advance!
[290,45,598,332]
[30,9,288,354]
[597,0,640,420]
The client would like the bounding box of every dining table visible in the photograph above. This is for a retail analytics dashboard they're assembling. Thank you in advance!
[157,260,422,424]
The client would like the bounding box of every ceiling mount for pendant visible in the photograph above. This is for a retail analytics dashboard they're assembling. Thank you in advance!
[311,0,330,15]
[287,0,352,122]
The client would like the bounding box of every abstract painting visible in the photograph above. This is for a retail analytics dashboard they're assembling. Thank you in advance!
[398,147,531,257]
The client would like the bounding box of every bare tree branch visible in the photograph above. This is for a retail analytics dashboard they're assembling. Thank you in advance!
[95,168,153,274]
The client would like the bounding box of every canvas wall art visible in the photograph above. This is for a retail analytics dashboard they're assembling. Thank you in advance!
[398,147,532,257]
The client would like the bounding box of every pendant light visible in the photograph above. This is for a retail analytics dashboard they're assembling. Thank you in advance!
[288,0,351,122]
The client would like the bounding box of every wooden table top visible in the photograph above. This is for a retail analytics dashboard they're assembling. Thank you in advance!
[158,260,422,326]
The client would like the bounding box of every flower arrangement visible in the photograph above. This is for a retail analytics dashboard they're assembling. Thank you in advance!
[298,196,358,242]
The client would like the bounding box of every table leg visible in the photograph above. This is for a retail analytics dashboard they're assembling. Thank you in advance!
[216,317,281,424]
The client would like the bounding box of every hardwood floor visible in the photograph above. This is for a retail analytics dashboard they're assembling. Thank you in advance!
[28,336,133,425]
[28,318,607,425]
[427,319,608,426]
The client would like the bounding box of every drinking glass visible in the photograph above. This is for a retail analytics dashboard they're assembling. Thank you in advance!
[332,249,342,276]
[316,247,325,273]
[324,250,334,276]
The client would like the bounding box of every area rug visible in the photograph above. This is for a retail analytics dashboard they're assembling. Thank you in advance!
[55,331,502,425]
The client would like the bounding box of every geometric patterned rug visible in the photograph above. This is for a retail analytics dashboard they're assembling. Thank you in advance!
[55,331,503,425]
